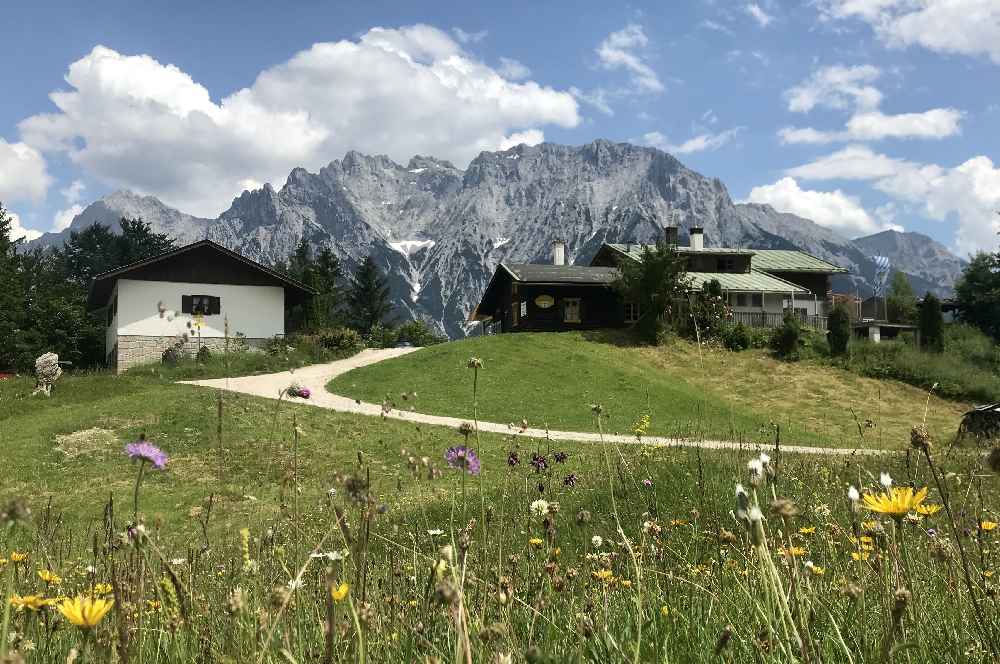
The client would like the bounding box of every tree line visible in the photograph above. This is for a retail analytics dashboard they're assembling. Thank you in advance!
[0,203,400,372]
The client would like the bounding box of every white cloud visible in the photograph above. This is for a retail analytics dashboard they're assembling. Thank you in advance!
[820,0,1000,64]
[498,129,545,151]
[745,4,774,27]
[451,28,488,44]
[60,179,86,204]
[785,65,882,113]
[498,57,531,80]
[18,27,580,217]
[6,210,42,242]
[700,20,735,35]
[747,177,881,236]
[788,146,1000,254]
[640,127,742,155]
[569,86,614,116]
[780,64,963,143]
[0,139,52,204]
[595,24,663,93]
[52,204,84,232]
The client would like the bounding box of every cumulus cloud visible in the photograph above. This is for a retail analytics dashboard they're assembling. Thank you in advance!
[52,204,84,232]
[779,64,963,143]
[17,26,580,217]
[788,146,1000,254]
[498,129,545,151]
[595,24,663,93]
[451,28,488,44]
[640,127,743,155]
[498,57,531,80]
[0,139,52,204]
[6,209,42,242]
[569,87,614,116]
[60,179,86,204]
[820,0,1000,64]
[747,177,882,237]
[745,4,774,28]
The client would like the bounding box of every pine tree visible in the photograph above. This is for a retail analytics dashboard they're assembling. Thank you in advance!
[614,239,688,344]
[919,292,945,352]
[886,271,917,323]
[954,249,1000,342]
[827,303,851,356]
[309,247,343,327]
[0,203,25,370]
[347,255,393,332]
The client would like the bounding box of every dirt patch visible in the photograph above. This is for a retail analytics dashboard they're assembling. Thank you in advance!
[54,428,120,459]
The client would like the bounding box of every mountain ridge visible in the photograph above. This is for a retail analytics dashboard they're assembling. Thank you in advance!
[29,139,965,336]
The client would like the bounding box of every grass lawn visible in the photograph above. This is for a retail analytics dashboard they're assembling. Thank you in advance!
[327,332,968,450]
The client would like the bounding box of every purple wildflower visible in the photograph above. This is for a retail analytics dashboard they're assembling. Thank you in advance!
[530,453,547,472]
[298,387,311,399]
[445,446,481,475]
[554,451,568,464]
[125,439,168,469]
[563,473,578,487]
[642,478,653,488]
[507,451,520,467]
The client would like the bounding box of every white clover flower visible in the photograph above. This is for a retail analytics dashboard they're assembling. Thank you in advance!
[880,472,893,489]
[287,578,305,591]
[530,499,549,516]
[591,536,603,548]
[427,529,445,537]
[848,486,860,502]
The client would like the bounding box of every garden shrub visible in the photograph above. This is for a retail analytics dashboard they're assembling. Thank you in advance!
[722,322,752,351]
[827,304,851,356]
[196,345,212,363]
[161,346,182,366]
[394,320,447,347]
[317,326,364,354]
[771,313,802,360]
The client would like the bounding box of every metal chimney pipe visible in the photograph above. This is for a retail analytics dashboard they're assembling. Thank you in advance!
[552,240,566,266]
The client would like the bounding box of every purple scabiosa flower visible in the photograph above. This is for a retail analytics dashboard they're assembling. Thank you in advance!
[530,453,547,472]
[125,438,168,469]
[563,474,578,488]
[445,446,481,475]
[507,451,520,467]
[554,451,568,464]
[298,387,311,399]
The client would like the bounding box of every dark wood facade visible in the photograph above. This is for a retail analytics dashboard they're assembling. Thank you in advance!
[765,271,831,300]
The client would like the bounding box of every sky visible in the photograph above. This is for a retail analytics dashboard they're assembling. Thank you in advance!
[2,0,999,257]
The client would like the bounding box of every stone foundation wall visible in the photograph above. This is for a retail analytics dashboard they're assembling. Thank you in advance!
[115,335,271,373]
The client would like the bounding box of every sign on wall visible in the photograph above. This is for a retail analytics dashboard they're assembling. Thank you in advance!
[534,294,555,309]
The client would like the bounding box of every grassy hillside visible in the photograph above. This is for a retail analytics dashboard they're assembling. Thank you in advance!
[327,332,968,449]
[1,360,997,662]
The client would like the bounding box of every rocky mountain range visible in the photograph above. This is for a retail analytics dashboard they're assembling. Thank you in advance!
[31,139,966,337]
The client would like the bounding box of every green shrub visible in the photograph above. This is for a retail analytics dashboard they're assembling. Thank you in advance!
[394,320,447,347]
[161,346,181,366]
[317,326,364,354]
[195,345,212,363]
[945,324,1000,368]
[919,292,945,352]
[364,322,398,349]
[827,304,851,356]
[771,313,802,360]
[722,322,752,351]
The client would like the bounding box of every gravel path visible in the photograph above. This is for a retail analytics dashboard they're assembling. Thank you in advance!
[180,348,883,457]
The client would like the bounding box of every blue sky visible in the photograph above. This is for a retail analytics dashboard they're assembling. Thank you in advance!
[2,0,998,255]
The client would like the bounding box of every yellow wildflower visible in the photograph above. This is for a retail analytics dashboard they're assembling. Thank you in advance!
[659,605,670,617]
[147,600,161,611]
[57,596,114,629]
[37,570,61,585]
[861,520,877,531]
[528,538,544,548]
[779,546,808,557]
[980,521,998,532]
[10,595,48,611]
[620,580,633,589]
[9,552,28,563]
[805,562,825,576]
[92,583,114,595]
[330,583,349,602]
[916,504,942,516]
[798,527,816,535]
[670,519,689,527]
[851,552,871,561]
[862,486,928,519]
[592,569,614,584]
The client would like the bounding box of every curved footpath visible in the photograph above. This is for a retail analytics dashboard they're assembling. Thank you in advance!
[180,348,882,457]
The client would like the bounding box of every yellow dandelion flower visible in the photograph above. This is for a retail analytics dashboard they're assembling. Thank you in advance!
[982,570,994,579]
[980,521,998,532]
[147,600,161,611]
[37,570,61,585]
[528,538,544,548]
[916,504,942,516]
[851,552,871,561]
[10,594,48,611]
[778,546,808,557]
[659,605,670,617]
[57,596,114,629]
[9,552,28,563]
[861,520,877,530]
[862,486,928,519]
[92,583,113,595]
[805,562,825,576]
[330,583,349,602]
[670,519,689,527]
[798,527,816,535]
[407,599,418,607]
[592,569,614,584]
[620,580,633,589]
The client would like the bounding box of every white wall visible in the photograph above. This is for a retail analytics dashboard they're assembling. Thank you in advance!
[115,279,285,339]
[728,292,823,316]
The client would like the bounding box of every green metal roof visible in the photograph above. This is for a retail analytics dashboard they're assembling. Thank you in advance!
[686,270,810,293]
[604,243,753,262]
[750,249,848,273]
[502,263,619,284]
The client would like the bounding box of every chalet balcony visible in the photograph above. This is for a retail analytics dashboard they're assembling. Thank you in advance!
[730,310,828,331]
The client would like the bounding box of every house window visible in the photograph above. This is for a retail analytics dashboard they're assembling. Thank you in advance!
[563,298,581,323]
[624,301,640,323]
[734,293,748,308]
[182,295,221,316]
[750,293,763,308]
[717,257,736,272]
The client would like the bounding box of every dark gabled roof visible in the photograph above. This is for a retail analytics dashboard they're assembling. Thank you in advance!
[502,263,620,284]
[87,239,314,310]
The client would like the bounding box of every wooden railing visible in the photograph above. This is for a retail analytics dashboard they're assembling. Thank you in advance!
[730,310,828,331]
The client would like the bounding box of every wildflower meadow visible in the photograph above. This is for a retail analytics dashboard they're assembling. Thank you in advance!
[0,355,998,663]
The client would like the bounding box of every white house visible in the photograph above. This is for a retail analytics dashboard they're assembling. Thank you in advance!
[87,240,313,373]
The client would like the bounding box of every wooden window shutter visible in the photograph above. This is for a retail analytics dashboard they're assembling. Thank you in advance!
[181,295,193,313]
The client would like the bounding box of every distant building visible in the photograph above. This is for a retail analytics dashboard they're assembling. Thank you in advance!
[87,240,313,373]
[470,227,849,333]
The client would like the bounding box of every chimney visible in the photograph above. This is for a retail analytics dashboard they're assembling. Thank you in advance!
[552,240,566,266]
[663,225,678,246]
[689,227,704,251]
